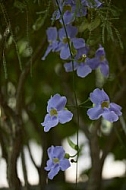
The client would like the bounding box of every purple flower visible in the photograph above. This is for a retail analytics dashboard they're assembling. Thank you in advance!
[87,88,122,122]
[83,0,102,8]
[42,27,59,60]
[62,0,87,23]
[52,0,102,25]
[58,25,85,59]
[41,94,73,132]
[52,0,86,24]
[52,0,65,21]
[64,46,92,78]
[87,45,109,77]
[45,145,70,179]
[61,10,75,25]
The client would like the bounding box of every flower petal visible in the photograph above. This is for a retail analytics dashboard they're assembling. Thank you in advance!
[109,103,122,116]
[59,25,77,41]
[64,61,78,72]
[66,25,78,38]
[102,110,119,122]
[87,57,99,69]
[42,45,52,60]
[53,146,65,159]
[58,109,73,124]
[60,159,70,171]
[72,38,85,49]
[89,88,109,105]
[95,45,105,57]
[41,114,59,132]
[47,27,57,42]
[99,61,109,77]
[45,159,54,171]
[60,46,71,60]
[63,10,74,24]
[47,94,67,112]
[77,64,92,78]
[47,164,60,179]
[47,145,54,158]
[87,105,103,120]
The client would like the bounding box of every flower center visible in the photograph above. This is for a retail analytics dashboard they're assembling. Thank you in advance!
[78,54,87,63]
[63,37,70,44]
[64,5,72,12]
[101,101,109,108]
[53,157,59,163]
[50,109,58,116]
[82,54,87,62]
[100,55,105,61]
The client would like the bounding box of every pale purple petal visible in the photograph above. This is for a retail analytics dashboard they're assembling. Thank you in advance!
[87,105,103,120]
[66,25,78,38]
[45,159,53,171]
[47,146,54,159]
[59,25,78,40]
[58,109,73,124]
[77,64,92,78]
[72,38,85,49]
[47,94,67,112]
[89,88,109,105]
[48,164,60,179]
[42,46,52,60]
[102,110,119,122]
[87,57,99,70]
[64,61,78,72]
[60,159,71,171]
[41,114,59,132]
[60,46,71,60]
[95,45,105,57]
[99,61,109,77]
[47,27,57,42]
[53,146,65,159]
[109,103,122,116]
[63,11,74,24]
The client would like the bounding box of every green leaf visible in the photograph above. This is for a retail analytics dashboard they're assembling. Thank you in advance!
[78,21,89,32]
[88,17,101,31]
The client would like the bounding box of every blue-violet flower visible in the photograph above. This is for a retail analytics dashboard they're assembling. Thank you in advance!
[41,94,73,132]
[42,27,59,60]
[87,45,109,77]
[87,88,122,122]
[52,0,102,24]
[64,46,92,78]
[58,25,85,60]
[45,145,70,179]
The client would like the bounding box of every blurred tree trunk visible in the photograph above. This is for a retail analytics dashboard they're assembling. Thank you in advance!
[7,125,22,190]
[87,121,102,190]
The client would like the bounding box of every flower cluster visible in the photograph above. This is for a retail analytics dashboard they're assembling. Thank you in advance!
[42,0,109,78]
[52,0,102,25]
[41,0,122,180]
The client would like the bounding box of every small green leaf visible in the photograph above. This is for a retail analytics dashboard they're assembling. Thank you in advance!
[88,17,101,31]
[78,21,89,32]
[67,138,78,151]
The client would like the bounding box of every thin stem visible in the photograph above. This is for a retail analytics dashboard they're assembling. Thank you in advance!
[55,0,80,187]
